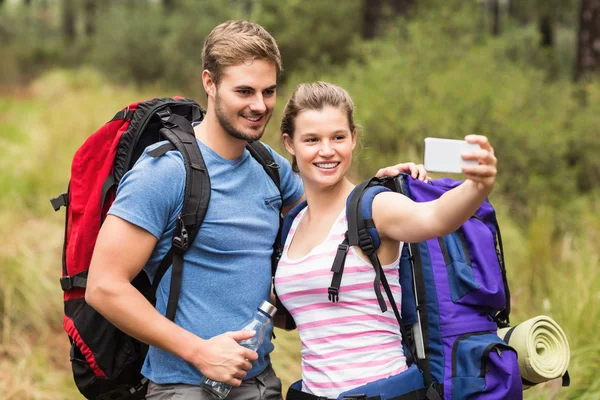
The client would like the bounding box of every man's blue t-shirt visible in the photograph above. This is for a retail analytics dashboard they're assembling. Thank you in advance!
[108,138,303,385]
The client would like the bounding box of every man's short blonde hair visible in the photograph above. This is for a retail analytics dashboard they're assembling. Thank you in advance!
[202,20,283,85]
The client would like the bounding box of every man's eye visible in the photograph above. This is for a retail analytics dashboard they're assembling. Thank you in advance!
[238,90,251,95]
[264,89,275,96]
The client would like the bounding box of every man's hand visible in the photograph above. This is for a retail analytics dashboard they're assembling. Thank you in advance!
[375,162,429,182]
[192,330,259,386]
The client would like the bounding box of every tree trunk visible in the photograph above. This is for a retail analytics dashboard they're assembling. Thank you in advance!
[84,0,96,37]
[389,0,414,16]
[62,0,76,44]
[242,0,253,17]
[363,0,383,39]
[491,0,501,36]
[163,0,176,13]
[539,15,554,47]
[508,0,518,17]
[574,0,600,80]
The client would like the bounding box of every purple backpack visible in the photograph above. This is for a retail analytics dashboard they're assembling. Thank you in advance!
[279,174,524,399]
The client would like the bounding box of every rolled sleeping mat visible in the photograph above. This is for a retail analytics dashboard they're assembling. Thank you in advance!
[498,315,570,390]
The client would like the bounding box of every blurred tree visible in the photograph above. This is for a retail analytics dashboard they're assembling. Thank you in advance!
[84,0,96,37]
[164,0,177,13]
[62,0,76,43]
[513,0,579,47]
[507,0,518,19]
[255,0,363,78]
[574,0,600,80]
[491,0,501,35]
[539,15,553,47]
[362,0,415,39]
[241,0,254,16]
[363,0,383,39]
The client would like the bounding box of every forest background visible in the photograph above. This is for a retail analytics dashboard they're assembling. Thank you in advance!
[0,0,599,399]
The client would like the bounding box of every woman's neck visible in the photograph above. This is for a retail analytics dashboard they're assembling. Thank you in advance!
[303,178,355,220]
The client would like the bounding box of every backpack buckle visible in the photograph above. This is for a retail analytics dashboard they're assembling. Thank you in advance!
[342,395,367,400]
[358,229,375,255]
[172,216,189,252]
[157,109,171,122]
[328,286,339,302]
[60,276,73,291]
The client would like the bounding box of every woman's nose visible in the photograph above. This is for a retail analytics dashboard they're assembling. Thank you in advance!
[319,141,335,157]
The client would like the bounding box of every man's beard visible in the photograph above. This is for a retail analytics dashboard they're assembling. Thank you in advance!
[214,93,271,142]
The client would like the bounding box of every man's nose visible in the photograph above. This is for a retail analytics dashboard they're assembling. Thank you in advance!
[249,94,267,114]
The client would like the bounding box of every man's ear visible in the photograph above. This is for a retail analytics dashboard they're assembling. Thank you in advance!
[282,133,295,156]
[202,70,216,97]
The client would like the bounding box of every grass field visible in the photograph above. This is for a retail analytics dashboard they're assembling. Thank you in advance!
[0,70,598,399]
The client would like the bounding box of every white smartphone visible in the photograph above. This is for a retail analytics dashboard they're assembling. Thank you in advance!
[423,137,480,174]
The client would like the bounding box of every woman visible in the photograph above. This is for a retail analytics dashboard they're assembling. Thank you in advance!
[274,82,497,399]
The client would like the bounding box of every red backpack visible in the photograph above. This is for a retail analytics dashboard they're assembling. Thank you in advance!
[51,97,281,399]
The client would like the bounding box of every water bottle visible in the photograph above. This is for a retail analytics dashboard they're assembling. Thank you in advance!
[200,300,277,399]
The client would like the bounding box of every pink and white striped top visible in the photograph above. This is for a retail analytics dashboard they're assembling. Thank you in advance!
[274,207,407,399]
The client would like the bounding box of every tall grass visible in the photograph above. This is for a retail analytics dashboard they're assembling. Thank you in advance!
[0,70,598,399]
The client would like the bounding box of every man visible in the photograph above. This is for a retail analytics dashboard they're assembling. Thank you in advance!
[86,20,425,400]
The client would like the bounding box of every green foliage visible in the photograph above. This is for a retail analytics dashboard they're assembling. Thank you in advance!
[278,4,600,216]
[0,4,66,85]
[253,0,364,79]
[87,0,243,88]
[497,195,600,400]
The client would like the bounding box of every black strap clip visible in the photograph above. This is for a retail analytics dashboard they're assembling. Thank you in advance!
[331,242,349,273]
[342,395,367,400]
[60,276,73,291]
[328,286,339,303]
[50,193,68,211]
[357,229,375,255]
[172,216,189,252]
[157,109,171,122]
[129,378,148,395]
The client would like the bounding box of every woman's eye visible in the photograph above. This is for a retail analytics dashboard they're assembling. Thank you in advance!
[335,135,346,141]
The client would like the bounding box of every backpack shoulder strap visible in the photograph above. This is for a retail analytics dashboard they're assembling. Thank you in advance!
[346,178,392,253]
[279,200,308,248]
[246,141,281,194]
[149,109,209,321]
[343,177,391,312]
[273,199,308,331]
[346,175,428,375]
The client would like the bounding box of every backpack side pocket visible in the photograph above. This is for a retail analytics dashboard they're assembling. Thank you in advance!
[451,332,522,400]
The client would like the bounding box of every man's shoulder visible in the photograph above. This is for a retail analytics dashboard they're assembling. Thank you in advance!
[132,142,186,174]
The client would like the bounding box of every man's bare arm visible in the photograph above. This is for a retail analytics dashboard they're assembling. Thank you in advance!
[86,215,257,386]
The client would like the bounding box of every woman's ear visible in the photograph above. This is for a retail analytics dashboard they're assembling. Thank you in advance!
[202,70,216,97]
[282,133,295,156]
[351,129,357,150]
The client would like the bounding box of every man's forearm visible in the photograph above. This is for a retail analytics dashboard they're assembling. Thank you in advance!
[86,280,202,363]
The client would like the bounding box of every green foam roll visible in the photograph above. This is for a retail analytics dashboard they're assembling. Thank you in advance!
[498,315,570,390]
